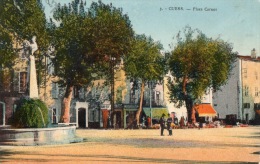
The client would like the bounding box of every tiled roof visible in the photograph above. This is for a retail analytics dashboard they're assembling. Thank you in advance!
[237,55,260,61]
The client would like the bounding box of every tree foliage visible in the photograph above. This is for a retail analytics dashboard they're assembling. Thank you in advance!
[167,26,237,122]
[124,34,164,125]
[0,26,14,68]
[52,0,133,86]
[51,0,134,123]
[0,0,49,92]
[124,34,164,81]
[0,0,49,52]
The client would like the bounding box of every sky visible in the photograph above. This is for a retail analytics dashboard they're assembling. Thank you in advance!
[43,0,260,56]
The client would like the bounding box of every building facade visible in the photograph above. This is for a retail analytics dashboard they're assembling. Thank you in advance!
[213,50,260,124]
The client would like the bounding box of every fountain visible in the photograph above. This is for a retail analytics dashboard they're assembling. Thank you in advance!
[0,37,83,146]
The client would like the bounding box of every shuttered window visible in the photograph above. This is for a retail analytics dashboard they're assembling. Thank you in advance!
[51,82,59,99]
[19,72,27,93]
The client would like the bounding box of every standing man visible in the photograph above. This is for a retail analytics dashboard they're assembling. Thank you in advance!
[167,114,173,136]
[159,114,166,136]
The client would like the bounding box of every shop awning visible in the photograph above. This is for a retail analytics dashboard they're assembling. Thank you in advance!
[143,108,168,119]
[195,104,217,117]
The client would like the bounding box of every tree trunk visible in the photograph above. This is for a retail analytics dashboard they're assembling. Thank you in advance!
[185,97,194,123]
[136,81,145,127]
[182,75,195,123]
[60,85,74,123]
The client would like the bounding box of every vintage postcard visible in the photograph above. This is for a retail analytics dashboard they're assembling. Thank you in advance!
[0,0,259,163]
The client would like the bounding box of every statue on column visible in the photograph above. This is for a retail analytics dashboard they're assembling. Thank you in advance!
[23,36,39,98]
[23,36,38,56]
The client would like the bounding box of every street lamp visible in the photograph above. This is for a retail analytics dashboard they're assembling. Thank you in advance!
[148,81,154,127]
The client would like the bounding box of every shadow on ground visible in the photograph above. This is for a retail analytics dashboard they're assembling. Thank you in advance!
[0,152,257,163]
[0,148,26,162]
[84,137,260,149]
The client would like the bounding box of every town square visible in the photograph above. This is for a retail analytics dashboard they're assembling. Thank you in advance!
[0,0,260,163]
[0,127,259,163]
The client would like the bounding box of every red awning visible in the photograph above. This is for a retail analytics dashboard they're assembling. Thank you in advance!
[195,104,217,117]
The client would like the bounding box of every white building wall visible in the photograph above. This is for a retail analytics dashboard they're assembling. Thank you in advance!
[201,88,213,104]
[213,59,241,119]
[163,74,188,121]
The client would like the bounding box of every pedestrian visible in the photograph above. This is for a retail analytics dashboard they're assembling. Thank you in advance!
[174,116,178,126]
[199,118,203,130]
[159,114,166,136]
[147,116,151,128]
[167,114,173,136]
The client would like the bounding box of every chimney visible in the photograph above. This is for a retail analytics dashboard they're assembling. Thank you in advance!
[251,48,256,59]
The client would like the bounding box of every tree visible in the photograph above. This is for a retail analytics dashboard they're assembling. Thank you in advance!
[167,26,237,123]
[51,0,134,123]
[124,34,164,126]
[0,0,49,93]
[0,0,49,54]
[0,26,15,68]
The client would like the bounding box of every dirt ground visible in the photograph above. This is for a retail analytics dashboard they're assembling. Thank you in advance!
[0,126,259,163]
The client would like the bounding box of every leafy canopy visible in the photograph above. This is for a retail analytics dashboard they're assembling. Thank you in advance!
[167,26,237,106]
[0,0,49,69]
[124,34,164,82]
[51,0,134,88]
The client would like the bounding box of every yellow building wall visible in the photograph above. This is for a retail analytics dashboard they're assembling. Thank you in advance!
[241,58,260,120]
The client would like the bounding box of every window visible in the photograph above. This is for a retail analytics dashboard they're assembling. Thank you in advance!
[255,71,258,80]
[73,86,79,98]
[88,109,95,122]
[255,87,259,97]
[130,88,136,104]
[79,88,85,99]
[243,103,250,108]
[12,72,19,92]
[51,82,59,99]
[244,86,249,96]
[52,108,57,123]
[254,103,260,110]
[243,68,247,78]
[19,72,27,93]
[47,58,54,75]
[156,91,160,105]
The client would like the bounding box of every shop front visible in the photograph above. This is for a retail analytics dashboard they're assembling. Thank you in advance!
[123,104,138,129]
[194,103,217,123]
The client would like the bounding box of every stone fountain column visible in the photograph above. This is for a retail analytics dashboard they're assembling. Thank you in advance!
[23,36,39,98]
[29,55,38,98]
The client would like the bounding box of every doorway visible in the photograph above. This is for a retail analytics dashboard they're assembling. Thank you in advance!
[52,108,57,123]
[78,108,86,128]
[245,113,249,124]
[114,111,122,128]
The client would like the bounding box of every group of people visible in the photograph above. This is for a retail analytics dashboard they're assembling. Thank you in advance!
[159,113,177,136]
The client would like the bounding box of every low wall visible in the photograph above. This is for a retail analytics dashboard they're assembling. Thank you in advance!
[0,126,83,146]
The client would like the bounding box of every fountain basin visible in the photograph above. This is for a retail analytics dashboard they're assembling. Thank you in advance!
[0,126,83,146]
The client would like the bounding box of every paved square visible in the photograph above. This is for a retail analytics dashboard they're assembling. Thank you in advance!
[0,126,259,163]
